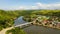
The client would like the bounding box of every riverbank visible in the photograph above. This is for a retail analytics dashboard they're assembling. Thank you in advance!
[0,23,60,34]
[32,23,60,30]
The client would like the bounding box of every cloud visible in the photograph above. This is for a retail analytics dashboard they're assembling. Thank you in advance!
[36,2,60,9]
[31,6,39,9]
[16,6,31,10]
[3,2,60,10]
[18,6,26,10]
[17,3,60,10]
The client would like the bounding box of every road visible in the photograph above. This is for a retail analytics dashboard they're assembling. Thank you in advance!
[0,27,13,34]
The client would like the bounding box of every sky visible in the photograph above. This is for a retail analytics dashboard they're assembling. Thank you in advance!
[0,0,60,10]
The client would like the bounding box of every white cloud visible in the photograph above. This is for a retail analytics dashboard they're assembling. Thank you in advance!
[36,2,60,9]
[18,6,26,10]
[17,3,60,10]
[16,6,31,10]
[4,2,60,10]
[31,6,38,9]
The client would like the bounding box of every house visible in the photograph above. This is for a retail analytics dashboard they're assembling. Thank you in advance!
[57,22,60,28]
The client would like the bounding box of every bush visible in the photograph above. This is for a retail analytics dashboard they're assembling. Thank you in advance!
[0,26,3,31]
[6,27,26,34]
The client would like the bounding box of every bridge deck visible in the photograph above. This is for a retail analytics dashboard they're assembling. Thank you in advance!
[14,22,32,27]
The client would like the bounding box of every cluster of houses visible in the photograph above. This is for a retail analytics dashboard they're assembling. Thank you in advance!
[33,15,60,28]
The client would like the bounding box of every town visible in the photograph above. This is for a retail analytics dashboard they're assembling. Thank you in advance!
[31,15,60,29]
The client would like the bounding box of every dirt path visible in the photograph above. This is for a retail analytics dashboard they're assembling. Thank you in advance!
[0,27,13,34]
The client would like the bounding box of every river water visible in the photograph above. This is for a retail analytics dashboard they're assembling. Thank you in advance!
[14,16,27,26]
[14,16,60,34]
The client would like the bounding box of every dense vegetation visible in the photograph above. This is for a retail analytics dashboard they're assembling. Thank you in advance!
[32,10,60,16]
[0,9,60,31]
[6,27,26,34]
[23,10,60,22]
[0,10,33,31]
[0,10,19,31]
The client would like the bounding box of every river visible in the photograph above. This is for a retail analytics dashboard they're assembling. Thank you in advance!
[14,16,60,34]
[14,16,27,26]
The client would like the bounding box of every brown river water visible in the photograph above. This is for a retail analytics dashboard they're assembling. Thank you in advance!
[23,25,60,34]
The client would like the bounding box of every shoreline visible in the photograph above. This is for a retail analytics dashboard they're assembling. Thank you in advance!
[32,23,60,30]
